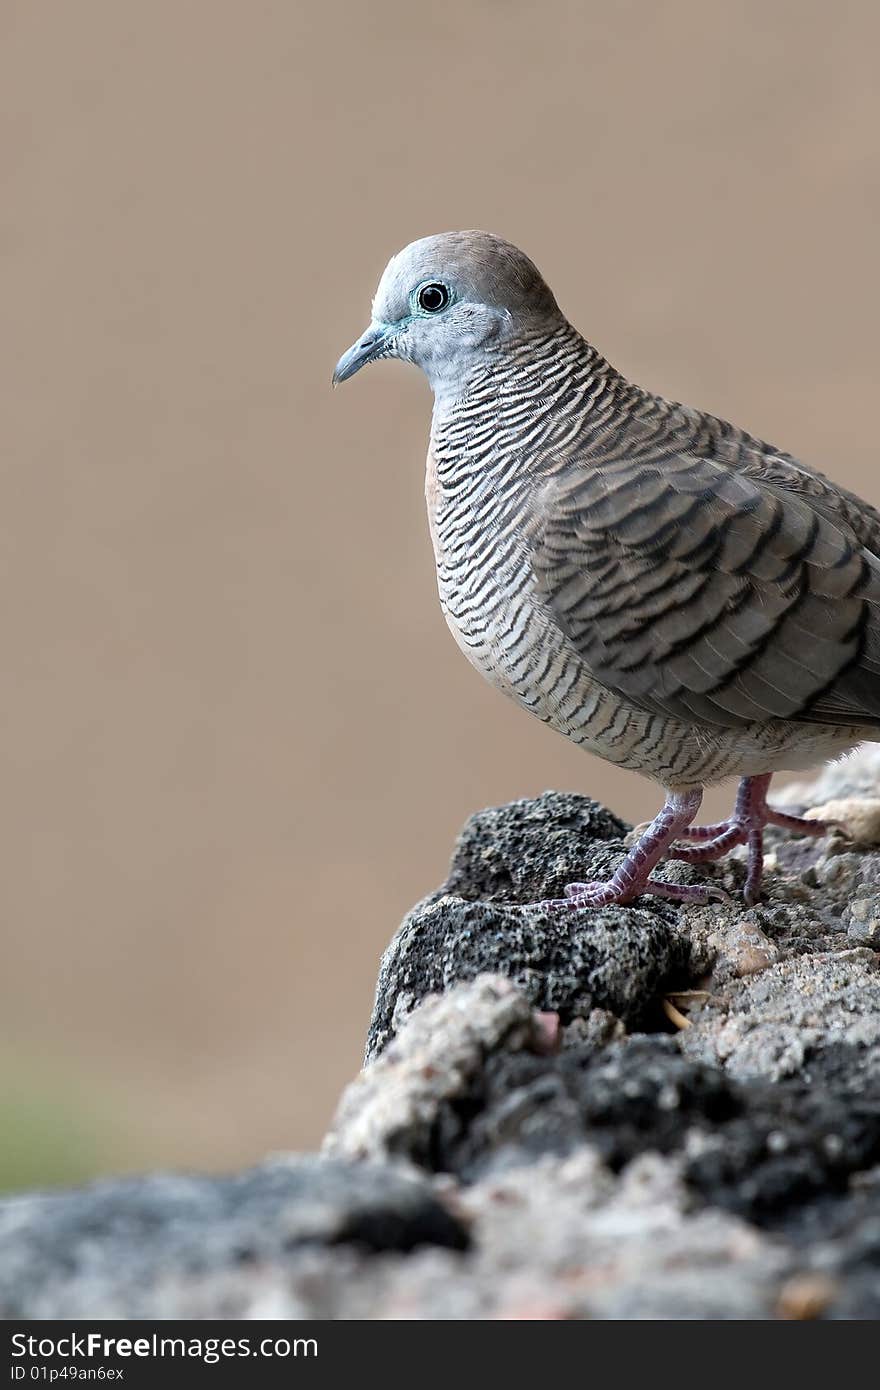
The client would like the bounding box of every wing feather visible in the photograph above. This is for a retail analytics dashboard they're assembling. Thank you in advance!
[532,433,880,730]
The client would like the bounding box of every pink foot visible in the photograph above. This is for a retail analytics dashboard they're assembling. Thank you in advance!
[542,877,726,907]
[541,787,726,911]
[542,774,835,912]
[668,774,835,906]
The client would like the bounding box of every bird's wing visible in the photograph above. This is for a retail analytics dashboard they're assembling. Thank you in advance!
[732,447,880,557]
[531,438,880,729]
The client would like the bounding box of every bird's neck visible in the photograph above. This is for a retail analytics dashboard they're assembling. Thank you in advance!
[430,321,628,474]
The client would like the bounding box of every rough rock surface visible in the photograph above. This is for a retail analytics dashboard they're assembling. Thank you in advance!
[366,792,692,1059]
[0,1156,468,1319]
[3,749,880,1318]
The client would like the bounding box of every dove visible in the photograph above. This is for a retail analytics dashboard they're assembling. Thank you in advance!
[334,232,880,906]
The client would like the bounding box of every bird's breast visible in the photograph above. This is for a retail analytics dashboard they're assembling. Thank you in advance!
[424,442,578,715]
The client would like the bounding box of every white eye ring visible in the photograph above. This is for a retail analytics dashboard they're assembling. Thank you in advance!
[416,282,450,313]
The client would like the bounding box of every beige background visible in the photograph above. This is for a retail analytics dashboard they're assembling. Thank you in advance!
[1,0,878,1185]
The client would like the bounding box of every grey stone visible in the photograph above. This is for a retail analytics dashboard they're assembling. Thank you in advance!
[342,974,880,1231]
[0,1155,467,1319]
[782,745,880,806]
[440,790,629,904]
[8,749,880,1320]
[366,791,695,1060]
[680,948,880,1081]
[4,964,880,1318]
[367,1151,791,1320]
[326,974,541,1165]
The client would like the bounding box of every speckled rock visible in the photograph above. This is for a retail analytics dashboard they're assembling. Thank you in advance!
[367,895,691,1061]
[0,1156,468,1319]
[325,974,541,1165]
[438,791,631,901]
[7,749,880,1320]
[337,982,880,1229]
[782,745,880,806]
[680,948,880,1081]
[366,791,701,1059]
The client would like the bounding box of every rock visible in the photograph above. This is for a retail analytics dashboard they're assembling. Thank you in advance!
[451,1150,789,1320]
[681,1048,880,1224]
[781,745,880,806]
[793,1178,880,1319]
[7,979,877,1317]
[370,1149,789,1320]
[680,949,880,1080]
[367,896,691,1061]
[845,891,880,945]
[439,791,629,903]
[366,791,696,1060]
[325,974,540,1165]
[7,748,880,1319]
[340,976,880,1229]
[0,1155,467,1319]
[805,797,880,846]
[681,903,781,983]
[433,1029,739,1182]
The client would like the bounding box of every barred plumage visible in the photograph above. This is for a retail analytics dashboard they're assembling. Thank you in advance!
[334,231,880,905]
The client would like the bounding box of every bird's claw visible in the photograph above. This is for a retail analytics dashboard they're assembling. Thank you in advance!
[540,875,725,910]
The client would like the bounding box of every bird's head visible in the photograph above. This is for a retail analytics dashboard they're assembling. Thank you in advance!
[332,231,562,399]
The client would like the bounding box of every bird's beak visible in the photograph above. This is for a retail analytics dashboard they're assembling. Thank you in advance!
[332,323,393,385]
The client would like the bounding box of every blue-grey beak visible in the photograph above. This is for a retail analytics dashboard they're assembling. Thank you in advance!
[332,323,393,385]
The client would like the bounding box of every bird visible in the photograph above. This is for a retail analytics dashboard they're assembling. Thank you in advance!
[333,231,880,908]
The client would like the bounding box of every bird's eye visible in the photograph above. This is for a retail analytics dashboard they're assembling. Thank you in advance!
[416,282,450,313]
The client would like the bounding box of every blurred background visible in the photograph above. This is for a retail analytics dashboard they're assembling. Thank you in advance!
[1,0,878,1189]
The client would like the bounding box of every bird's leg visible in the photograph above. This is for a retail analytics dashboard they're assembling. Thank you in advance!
[744,825,764,906]
[763,805,831,835]
[669,817,738,842]
[668,823,745,861]
[673,774,763,845]
[545,788,724,909]
[669,773,835,905]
